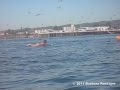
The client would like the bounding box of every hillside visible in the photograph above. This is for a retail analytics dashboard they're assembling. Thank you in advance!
[44,19,120,30]
[3,19,120,34]
[75,19,120,29]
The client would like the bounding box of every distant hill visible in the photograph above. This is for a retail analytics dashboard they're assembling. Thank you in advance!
[3,19,120,34]
[75,19,120,29]
[44,19,120,30]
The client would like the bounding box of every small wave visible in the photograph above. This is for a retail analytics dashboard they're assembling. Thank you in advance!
[33,79,49,83]
[0,70,12,73]
[50,76,74,84]
[11,56,24,59]
[17,63,27,66]
[65,86,97,90]
[101,62,116,65]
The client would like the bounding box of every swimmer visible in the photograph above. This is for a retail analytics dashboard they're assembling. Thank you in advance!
[27,40,48,47]
[39,40,48,46]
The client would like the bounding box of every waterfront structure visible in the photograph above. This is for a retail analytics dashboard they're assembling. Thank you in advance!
[78,26,109,32]
[96,26,109,31]
[2,25,120,39]
[63,24,76,32]
[35,29,45,34]
[35,29,58,34]
[78,27,96,32]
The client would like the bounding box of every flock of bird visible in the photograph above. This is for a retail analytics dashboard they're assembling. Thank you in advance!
[28,0,63,16]
[3,0,120,31]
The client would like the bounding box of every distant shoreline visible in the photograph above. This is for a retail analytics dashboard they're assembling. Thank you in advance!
[0,30,120,39]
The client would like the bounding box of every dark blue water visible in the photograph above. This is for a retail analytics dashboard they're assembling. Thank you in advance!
[0,34,120,90]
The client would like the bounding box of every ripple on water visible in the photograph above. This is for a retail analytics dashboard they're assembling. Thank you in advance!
[0,35,120,90]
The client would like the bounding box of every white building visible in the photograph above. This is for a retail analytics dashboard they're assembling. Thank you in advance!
[35,29,49,34]
[78,26,109,32]
[96,26,109,31]
[78,27,96,32]
[63,24,76,32]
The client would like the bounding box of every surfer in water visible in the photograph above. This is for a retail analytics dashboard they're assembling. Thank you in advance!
[27,40,48,47]
[40,40,48,46]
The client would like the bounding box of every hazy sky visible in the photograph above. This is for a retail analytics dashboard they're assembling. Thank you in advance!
[0,0,120,30]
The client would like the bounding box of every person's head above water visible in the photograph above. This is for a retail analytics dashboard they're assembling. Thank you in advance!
[43,40,47,43]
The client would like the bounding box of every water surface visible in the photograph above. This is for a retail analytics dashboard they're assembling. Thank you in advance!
[0,34,120,90]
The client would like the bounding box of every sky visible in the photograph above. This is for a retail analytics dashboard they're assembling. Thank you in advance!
[0,0,120,30]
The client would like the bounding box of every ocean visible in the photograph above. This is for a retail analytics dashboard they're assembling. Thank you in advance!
[0,34,120,90]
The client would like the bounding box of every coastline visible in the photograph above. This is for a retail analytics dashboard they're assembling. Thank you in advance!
[0,30,120,39]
